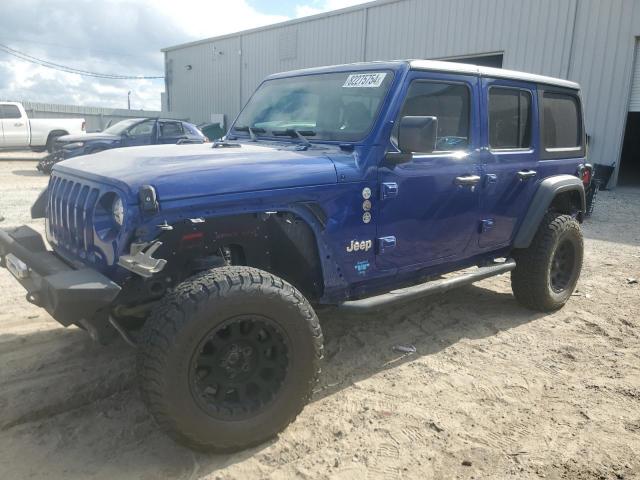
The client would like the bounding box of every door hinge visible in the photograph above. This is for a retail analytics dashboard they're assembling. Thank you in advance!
[380,182,399,200]
[378,236,397,253]
[479,219,495,233]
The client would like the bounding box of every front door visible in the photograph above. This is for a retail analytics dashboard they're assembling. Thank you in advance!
[0,104,29,148]
[478,78,539,249]
[376,72,482,271]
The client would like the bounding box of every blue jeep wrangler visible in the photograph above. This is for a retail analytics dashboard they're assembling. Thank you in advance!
[0,60,591,451]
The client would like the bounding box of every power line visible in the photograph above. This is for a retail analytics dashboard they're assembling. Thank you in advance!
[0,36,144,60]
[0,42,164,80]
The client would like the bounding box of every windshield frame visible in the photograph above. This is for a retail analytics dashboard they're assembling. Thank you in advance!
[230,69,397,145]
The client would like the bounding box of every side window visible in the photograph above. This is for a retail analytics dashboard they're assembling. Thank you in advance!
[542,92,581,150]
[128,120,155,137]
[489,88,532,149]
[395,81,470,152]
[0,105,22,119]
[160,121,184,137]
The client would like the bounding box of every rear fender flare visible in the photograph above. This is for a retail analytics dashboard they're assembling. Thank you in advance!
[513,175,585,249]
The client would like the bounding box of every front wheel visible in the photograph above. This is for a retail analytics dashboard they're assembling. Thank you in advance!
[137,266,323,451]
[46,132,65,153]
[511,213,583,312]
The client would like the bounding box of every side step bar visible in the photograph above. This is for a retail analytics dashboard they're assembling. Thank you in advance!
[339,259,516,312]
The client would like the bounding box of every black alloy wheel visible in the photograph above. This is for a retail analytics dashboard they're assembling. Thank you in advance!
[190,315,290,420]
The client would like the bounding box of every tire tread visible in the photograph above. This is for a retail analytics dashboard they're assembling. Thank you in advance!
[511,212,583,312]
[137,266,323,451]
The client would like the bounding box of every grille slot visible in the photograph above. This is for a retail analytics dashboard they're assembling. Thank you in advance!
[47,174,100,255]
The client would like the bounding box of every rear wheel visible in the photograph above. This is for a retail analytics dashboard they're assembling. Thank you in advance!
[137,266,323,451]
[511,213,583,312]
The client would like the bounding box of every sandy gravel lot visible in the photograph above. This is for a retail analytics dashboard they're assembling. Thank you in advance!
[0,158,638,480]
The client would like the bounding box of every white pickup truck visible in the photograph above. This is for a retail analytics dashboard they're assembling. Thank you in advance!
[0,102,85,152]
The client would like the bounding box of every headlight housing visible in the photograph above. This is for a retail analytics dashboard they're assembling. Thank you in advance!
[112,196,124,226]
[63,142,84,149]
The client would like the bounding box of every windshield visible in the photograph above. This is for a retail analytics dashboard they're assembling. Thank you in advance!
[233,71,393,142]
[102,118,144,135]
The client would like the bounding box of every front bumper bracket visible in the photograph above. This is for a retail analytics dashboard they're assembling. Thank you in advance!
[0,226,121,327]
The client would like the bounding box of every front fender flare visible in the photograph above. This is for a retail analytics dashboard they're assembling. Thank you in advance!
[513,175,585,249]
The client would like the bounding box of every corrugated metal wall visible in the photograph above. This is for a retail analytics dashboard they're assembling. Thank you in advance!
[3,99,187,132]
[165,36,241,126]
[364,0,577,77]
[568,0,640,185]
[164,0,640,185]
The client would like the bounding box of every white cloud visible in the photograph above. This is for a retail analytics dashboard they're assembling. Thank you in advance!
[0,0,370,111]
[148,0,288,41]
[0,0,288,110]
[295,0,370,18]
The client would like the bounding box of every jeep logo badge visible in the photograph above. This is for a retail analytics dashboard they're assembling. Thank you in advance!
[346,239,372,252]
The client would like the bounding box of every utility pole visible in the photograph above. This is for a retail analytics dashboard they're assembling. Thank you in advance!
[127,91,131,110]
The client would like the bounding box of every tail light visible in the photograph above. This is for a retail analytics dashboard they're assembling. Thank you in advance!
[81,121,86,131]
[580,164,593,186]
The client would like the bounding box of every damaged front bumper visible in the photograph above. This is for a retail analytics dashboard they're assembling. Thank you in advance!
[0,226,121,330]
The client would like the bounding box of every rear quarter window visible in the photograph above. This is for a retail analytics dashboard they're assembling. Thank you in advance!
[542,92,582,152]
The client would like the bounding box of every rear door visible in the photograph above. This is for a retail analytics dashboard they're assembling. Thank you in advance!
[157,120,186,144]
[376,72,483,270]
[0,104,29,147]
[477,78,539,249]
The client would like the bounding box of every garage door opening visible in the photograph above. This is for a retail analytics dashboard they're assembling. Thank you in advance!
[440,53,504,69]
[618,112,640,186]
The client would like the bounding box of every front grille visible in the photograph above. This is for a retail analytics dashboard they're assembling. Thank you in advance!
[47,174,100,258]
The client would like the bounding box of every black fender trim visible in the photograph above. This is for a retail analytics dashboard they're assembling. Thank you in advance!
[513,175,585,249]
[30,187,48,219]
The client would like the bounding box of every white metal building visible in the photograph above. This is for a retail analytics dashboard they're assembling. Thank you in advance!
[162,0,640,186]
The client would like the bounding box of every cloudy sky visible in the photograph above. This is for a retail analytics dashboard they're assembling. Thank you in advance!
[0,0,368,110]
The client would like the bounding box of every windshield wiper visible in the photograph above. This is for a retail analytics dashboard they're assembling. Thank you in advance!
[272,129,315,147]
[233,125,266,141]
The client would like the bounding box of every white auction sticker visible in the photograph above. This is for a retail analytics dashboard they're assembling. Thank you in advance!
[343,72,387,88]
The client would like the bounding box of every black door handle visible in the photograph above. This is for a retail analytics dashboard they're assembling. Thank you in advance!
[454,175,481,186]
[517,170,537,180]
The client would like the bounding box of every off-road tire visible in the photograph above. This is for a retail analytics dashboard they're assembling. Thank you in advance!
[137,266,323,452]
[511,213,583,312]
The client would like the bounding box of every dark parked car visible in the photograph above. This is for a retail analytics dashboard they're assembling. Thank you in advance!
[37,118,205,173]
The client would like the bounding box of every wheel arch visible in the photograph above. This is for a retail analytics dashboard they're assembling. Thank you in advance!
[513,175,585,249]
[148,205,334,302]
[47,129,69,142]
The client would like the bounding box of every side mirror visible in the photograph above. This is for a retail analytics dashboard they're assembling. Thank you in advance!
[397,115,438,154]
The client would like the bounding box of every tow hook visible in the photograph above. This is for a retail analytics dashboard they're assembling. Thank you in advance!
[117,241,167,278]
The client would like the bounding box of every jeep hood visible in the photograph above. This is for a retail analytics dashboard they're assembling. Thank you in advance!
[53,143,339,201]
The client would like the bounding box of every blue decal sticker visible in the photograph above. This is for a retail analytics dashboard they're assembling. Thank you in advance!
[355,260,370,276]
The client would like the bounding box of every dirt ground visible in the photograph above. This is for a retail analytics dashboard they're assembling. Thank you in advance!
[0,158,638,480]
